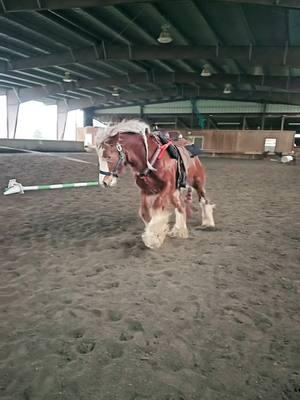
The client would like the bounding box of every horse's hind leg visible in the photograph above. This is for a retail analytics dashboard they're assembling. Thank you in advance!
[194,179,216,228]
[168,190,188,238]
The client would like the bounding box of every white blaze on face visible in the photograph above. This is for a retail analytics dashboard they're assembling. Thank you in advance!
[97,147,118,187]
[98,147,109,186]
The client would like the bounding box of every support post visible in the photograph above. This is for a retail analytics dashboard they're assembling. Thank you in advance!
[207,116,217,129]
[83,107,94,127]
[261,103,267,130]
[6,90,20,139]
[57,101,68,140]
[191,100,194,129]
[281,115,286,131]
[242,115,248,130]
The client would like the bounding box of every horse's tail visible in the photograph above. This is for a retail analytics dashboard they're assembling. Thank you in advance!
[185,187,194,218]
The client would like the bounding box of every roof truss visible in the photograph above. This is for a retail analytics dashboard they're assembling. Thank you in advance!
[1,45,299,73]
[53,87,300,111]
[1,0,300,13]
[10,72,300,103]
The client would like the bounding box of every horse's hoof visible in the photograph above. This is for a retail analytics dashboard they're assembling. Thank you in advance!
[200,225,216,231]
[142,233,163,249]
[168,227,189,239]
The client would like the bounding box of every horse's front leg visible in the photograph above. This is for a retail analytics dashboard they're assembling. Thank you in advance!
[139,192,152,226]
[141,188,172,250]
[168,190,189,239]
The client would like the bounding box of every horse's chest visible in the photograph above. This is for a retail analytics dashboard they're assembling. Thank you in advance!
[136,175,164,194]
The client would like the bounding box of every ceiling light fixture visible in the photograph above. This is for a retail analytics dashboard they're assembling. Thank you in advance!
[157,24,173,44]
[62,72,73,83]
[112,87,120,97]
[223,83,232,94]
[201,65,211,77]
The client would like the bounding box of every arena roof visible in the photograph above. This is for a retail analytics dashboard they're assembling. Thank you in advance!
[2,0,300,110]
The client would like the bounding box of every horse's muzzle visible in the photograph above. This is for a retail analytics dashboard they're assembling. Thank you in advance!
[102,175,117,187]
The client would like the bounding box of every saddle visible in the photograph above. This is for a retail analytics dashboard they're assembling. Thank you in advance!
[157,133,202,188]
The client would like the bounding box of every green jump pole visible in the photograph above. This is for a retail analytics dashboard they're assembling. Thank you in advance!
[4,179,99,195]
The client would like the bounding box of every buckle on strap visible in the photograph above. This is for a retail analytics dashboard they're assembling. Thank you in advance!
[116,143,123,152]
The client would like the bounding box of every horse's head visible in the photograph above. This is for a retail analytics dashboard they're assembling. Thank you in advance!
[96,119,152,187]
[97,135,126,187]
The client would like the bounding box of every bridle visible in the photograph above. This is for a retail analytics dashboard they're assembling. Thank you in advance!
[99,143,126,178]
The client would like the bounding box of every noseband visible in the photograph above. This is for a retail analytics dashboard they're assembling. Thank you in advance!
[99,143,126,178]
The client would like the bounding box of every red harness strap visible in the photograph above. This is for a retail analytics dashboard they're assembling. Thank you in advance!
[139,139,172,177]
[158,142,172,160]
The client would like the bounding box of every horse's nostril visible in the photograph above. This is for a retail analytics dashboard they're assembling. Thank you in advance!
[103,181,108,187]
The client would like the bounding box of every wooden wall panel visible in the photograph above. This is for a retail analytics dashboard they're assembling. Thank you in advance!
[77,126,295,155]
[184,130,295,154]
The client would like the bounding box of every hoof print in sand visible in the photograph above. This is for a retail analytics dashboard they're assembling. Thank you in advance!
[105,340,124,359]
[91,309,102,317]
[119,331,134,341]
[127,319,144,332]
[253,312,273,332]
[282,374,300,399]
[162,269,174,277]
[55,341,77,362]
[120,239,136,248]
[104,281,120,289]
[108,309,123,322]
[160,394,186,400]
[71,328,85,339]
[76,339,96,354]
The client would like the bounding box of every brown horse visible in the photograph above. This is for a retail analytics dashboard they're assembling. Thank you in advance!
[96,120,215,249]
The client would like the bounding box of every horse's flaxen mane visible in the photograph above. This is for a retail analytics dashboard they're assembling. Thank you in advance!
[96,119,151,145]
[107,119,151,137]
[96,119,155,171]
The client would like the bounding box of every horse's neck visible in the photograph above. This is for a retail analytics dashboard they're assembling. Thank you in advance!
[121,133,156,173]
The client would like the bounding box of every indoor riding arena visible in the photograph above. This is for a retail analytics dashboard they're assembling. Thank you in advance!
[0,2,300,400]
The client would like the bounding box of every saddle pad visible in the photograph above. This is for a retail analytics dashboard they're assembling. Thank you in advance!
[176,146,193,173]
[185,144,202,157]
